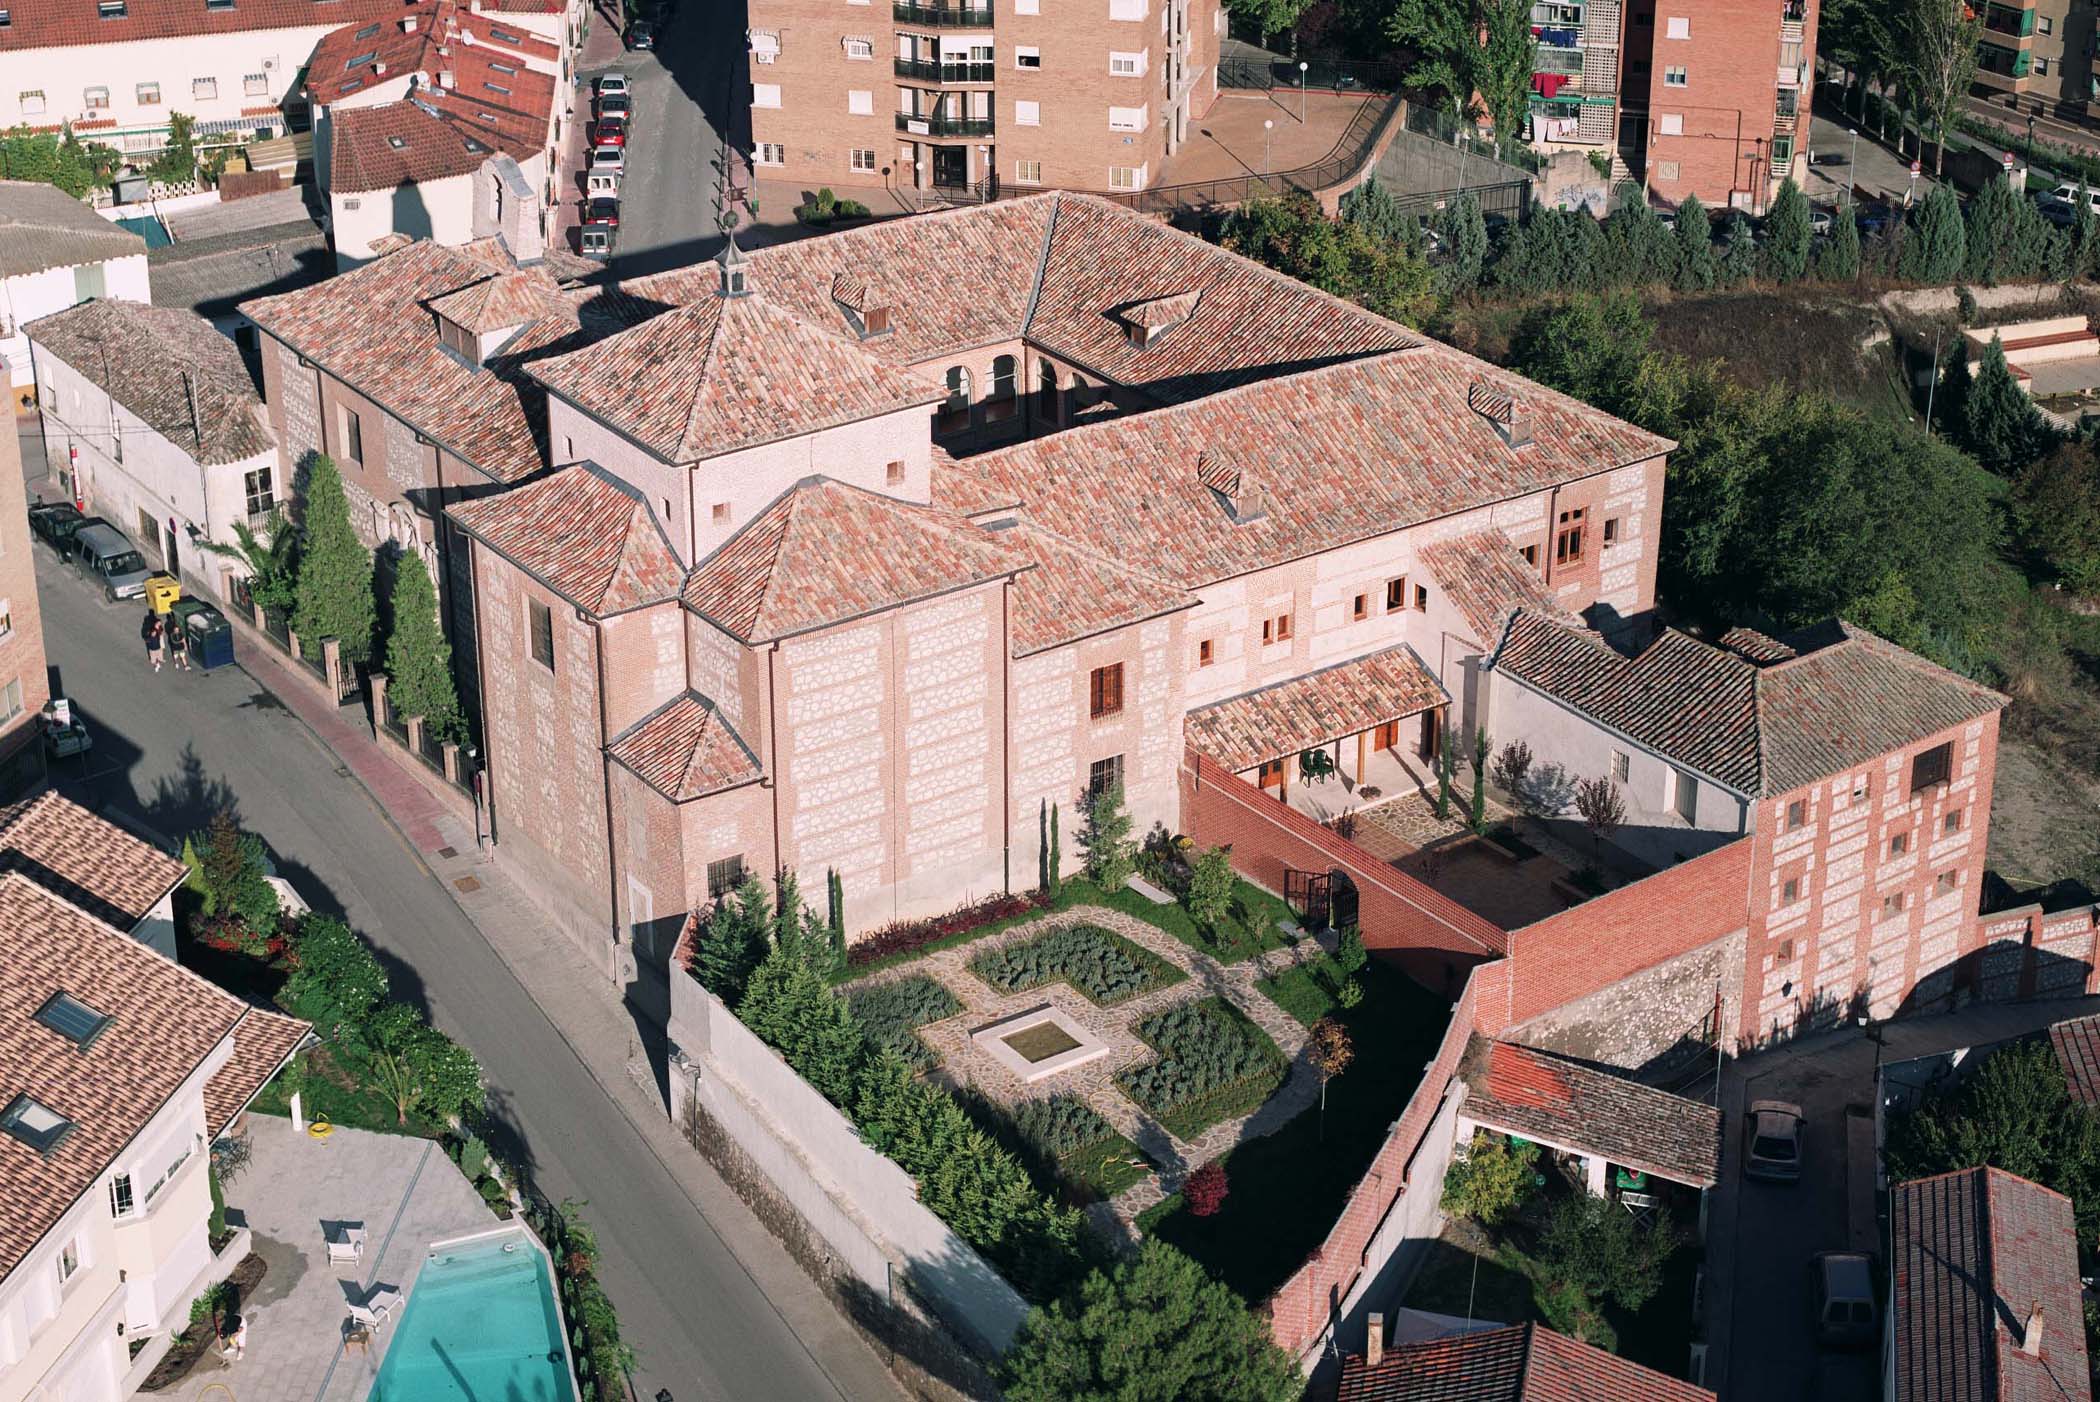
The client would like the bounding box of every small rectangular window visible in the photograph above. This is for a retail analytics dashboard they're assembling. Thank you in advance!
[0,1094,74,1155]
[57,1238,79,1284]
[706,854,745,898]
[1786,799,1806,831]
[753,83,782,109]
[1610,751,1629,782]
[1910,742,1953,794]
[528,598,555,671]
[848,147,876,172]
[885,460,905,484]
[1935,870,1959,895]
[1781,876,1800,904]
[1890,831,1910,857]
[1385,576,1405,611]
[0,679,18,725]
[1197,638,1213,666]
[1108,104,1146,131]
[1881,892,1906,917]
[1664,65,1687,86]
[1015,158,1042,184]
[192,76,217,100]
[19,90,44,115]
[1109,51,1143,76]
[847,89,873,115]
[0,10,12,25]
[136,81,162,105]
[1943,810,1962,834]
[1521,543,1539,566]
[754,142,785,166]
[1088,754,1125,796]
[98,0,126,16]
[1351,593,1367,621]
[1015,46,1041,68]
[1852,777,1870,804]
[1603,517,1620,545]
[844,36,873,58]
[243,467,274,517]
[1555,506,1586,566]
[1413,585,1428,612]
[84,86,110,109]
[1090,663,1125,719]
[244,72,268,95]
[1108,165,1141,191]
[1015,98,1040,125]
[1665,14,1688,38]
[109,1174,134,1219]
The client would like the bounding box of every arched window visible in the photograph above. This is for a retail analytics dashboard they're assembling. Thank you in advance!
[944,365,972,403]
[1037,357,1059,420]
[937,365,973,434]
[986,354,1018,422]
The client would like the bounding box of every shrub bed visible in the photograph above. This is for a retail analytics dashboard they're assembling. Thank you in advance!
[1010,1094,1152,1202]
[845,974,963,1070]
[970,923,1182,1006]
[532,1198,634,1401]
[1118,997,1287,1141]
[845,890,1052,973]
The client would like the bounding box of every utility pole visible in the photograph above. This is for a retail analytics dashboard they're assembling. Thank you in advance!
[1298,59,1308,123]
[1924,323,1945,433]
[1847,126,1858,206]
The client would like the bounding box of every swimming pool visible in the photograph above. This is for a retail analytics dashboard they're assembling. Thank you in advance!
[367,1226,578,1401]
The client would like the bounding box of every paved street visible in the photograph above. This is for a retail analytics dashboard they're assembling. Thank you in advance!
[22,433,901,1400]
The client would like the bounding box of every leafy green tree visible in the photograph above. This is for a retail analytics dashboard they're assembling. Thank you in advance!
[690,875,773,1004]
[1673,195,1716,291]
[1388,0,1479,124]
[283,916,389,1034]
[292,454,377,663]
[1335,923,1368,976]
[1223,0,1316,43]
[148,112,198,184]
[1080,783,1137,890]
[1509,292,1655,410]
[183,809,280,933]
[366,1002,484,1124]
[2013,442,2100,595]
[738,943,867,1104]
[1898,0,1981,175]
[1441,1131,1540,1224]
[999,1240,1302,1402]
[1221,194,1436,324]
[1477,0,1539,156]
[1823,0,1901,129]
[1818,205,1862,282]
[1537,1191,1681,1312]
[1185,846,1236,935]
[1718,214,1758,286]
[1762,179,1813,282]
[382,550,462,740]
[1901,184,1967,283]
[201,512,299,616]
[1961,336,2055,473]
[1437,191,1489,293]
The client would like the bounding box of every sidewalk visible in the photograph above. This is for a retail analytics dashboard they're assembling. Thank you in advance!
[224,632,912,1402]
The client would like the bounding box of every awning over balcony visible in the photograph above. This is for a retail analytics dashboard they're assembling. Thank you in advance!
[1184,643,1447,773]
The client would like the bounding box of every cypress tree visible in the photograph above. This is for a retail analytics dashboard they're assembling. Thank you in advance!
[1719,215,1758,286]
[1762,179,1813,282]
[1674,195,1715,291]
[1470,729,1490,832]
[381,550,462,739]
[1961,335,2055,473]
[2075,183,2096,278]
[1817,207,1861,283]
[1048,803,1062,897]
[292,454,377,662]
[1038,799,1050,892]
[1901,185,1967,284]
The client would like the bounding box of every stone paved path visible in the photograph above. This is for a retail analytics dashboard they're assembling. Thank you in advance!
[841,904,1335,1245]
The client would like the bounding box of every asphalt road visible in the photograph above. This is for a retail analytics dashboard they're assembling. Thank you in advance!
[588,0,745,276]
[25,501,856,1399]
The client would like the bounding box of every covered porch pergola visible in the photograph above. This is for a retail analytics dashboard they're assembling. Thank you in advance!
[1184,643,1450,823]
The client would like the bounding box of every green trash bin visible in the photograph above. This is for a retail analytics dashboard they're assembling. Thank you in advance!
[170,599,234,670]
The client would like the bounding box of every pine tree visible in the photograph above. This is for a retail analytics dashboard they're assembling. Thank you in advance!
[1961,335,2055,473]
[1673,195,1715,291]
[1719,215,1758,286]
[1048,803,1062,897]
[1817,207,1862,283]
[1438,191,1489,294]
[381,550,462,740]
[292,454,377,663]
[1962,177,2019,284]
[1761,179,1813,282]
[1901,185,1967,284]
[692,876,771,1005]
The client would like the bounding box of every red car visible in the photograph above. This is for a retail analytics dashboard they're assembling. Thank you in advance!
[585,195,620,227]
[593,114,628,147]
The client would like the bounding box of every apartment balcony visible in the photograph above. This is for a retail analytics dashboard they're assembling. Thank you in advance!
[894,57,995,82]
[897,111,996,136]
[892,1,995,26]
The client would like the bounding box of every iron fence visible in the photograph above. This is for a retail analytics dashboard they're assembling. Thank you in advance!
[378,688,410,746]
[1402,101,1545,175]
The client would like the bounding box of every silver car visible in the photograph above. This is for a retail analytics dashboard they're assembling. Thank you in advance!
[1743,1099,1804,1183]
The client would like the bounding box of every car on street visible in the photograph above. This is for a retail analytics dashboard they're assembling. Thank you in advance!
[625,19,654,49]
[580,224,614,259]
[1743,1099,1805,1183]
[28,501,83,548]
[1809,205,1836,237]
[590,145,626,177]
[595,72,630,100]
[1810,1251,1879,1348]
[2037,194,2079,229]
[597,90,631,120]
[2048,181,2100,210]
[586,195,620,227]
[1854,200,1897,236]
[39,509,108,558]
[593,113,628,147]
[71,523,150,601]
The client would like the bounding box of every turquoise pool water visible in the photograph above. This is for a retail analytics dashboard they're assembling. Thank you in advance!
[367,1230,575,1401]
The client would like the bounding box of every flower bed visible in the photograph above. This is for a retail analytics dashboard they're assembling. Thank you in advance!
[969,922,1183,1007]
[1118,996,1288,1141]
[844,890,1053,973]
[844,973,963,1070]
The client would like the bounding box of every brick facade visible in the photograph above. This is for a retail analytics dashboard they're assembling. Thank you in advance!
[1623,0,1817,209]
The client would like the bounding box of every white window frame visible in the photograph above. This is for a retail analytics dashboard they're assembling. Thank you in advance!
[83,86,110,109]
[848,88,873,114]
[56,1238,79,1286]
[1663,65,1687,87]
[135,81,161,105]
[1609,750,1629,783]
[1108,164,1143,190]
[1109,50,1145,76]
[18,90,43,115]
[750,28,780,60]
[1658,112,1683,136]
[754,141,785,165]
[1664,15,1687,38]
[1015,158,1041,183]
[843,35,873,59]
[1015,98,1040,124]
[848,146,876,172]
[1015,0,1038,12]
[1108,0,1146,19]
[1014,45,1041,68]
[1108,103,1147,131]
[752,83,781,108]
[244,72,268,96]
[192,76,217,100]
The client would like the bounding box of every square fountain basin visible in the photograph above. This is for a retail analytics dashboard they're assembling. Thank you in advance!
[971,1005,1110,1083]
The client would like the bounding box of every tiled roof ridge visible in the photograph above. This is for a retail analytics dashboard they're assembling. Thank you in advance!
[608,689,765,798]
[1907,1161,2071,1202]
[1769,620,2010,704]
[1012,518,1187,596]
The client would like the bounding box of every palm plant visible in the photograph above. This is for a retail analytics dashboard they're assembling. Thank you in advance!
[200,512,299,616]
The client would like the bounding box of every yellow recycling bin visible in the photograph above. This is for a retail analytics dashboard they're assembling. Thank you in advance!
[145,574,182,615]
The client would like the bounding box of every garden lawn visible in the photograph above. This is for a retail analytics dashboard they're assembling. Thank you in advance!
[1137,962,1453,1301]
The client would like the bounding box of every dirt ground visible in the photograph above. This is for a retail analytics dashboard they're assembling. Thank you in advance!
[1987,737,2100,892]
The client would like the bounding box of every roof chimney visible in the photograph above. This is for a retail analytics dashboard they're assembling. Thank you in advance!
[2022,1301,2045,1356]
[439,69,456,88]
[1197,449,1267,525]
[1365,1312,1384,1369]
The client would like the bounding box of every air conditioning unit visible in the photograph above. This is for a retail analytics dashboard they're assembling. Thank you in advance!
[262,56,277,69]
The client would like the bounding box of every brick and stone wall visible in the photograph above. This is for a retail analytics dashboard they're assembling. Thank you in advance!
[1502,926,1744,1075]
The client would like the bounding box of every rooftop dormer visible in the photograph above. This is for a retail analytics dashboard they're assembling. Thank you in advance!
[831,271,891,340]
[1198,448,1268,525]
[1466,378,1532,449]
[1119,290,1201,349]
[427,269,563,367]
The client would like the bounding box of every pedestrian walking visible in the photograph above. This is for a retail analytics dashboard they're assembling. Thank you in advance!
[167,615,190,672]
[141,612,164,673]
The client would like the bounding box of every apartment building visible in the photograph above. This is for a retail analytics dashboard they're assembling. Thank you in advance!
[1972,0,2096,112]
[747,0,1221,197]
[0,801,306,1402]
[1613,0,1819,208]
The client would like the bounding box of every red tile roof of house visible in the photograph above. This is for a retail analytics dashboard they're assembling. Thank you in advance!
[0,791,187,931]
[940,348,1671,589]
[607,693,763,801]
[529,287,944,464]
[1490,615,2007,798]
[1184,644,1447,773]
[1458,1037,1723,1187]
[0,873,308,1278]
[1337,1321,1715,1401]
[202,1008,309,1139]
[682,478,1027,642]
[25,298,272,466]
[429,266,567,334]
[1003,521,1193,656]
[2049,1013,2100,1106]
[1418,529,1579,645]
[305,0,558,105]
[329,97,541,195]
[448,463,683,615]
[241,240,656,483]
[0,0,399,51]
[1891,1166,2092,1402]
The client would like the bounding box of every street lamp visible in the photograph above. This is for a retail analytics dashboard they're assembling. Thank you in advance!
[1263,118,1273,176]
[1298,59,1309,124]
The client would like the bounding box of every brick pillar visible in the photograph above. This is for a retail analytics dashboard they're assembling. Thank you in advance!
[287,629,302,661]
[442,740,462,783]
[405,714,425,756]
[322,637,343,699]
[370,673,389,742]
[254,603,268,632]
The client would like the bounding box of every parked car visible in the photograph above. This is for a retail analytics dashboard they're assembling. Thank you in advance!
[1711,207,1761,244]
[1854,200,1897,236]
[593,113,628,147]
[594,72,630,100]
[71,523,151,601]
[1810,1251,1878,1348]
[579,224,615,259]
[2048,181,2100,211]
[1743,1099,1805,1183]
[2037,193,2079,229]
[597,90,631,120]
[590,145,626,177]
[1809,149,1850,168]
[1809,205,1836,237]
[586,195,620,227]
[28,501,83,548]
[625,19,654,49]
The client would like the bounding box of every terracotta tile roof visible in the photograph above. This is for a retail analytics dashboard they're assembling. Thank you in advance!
[529,288,943,464]
[305,0,559,106]
[1418,529,1579,645]
[1458,1036,1723,1187]
[327,90,545,195]
[202,1008,309,1139]
[25,299,272,466]
[241,240,658,483]
[2050,1014,2100,1107]
[448,463,683,615]
[1715,626,1795,663]
[428,267,570,334]
[1337,1322,1715,1402]
[0,875,243,1277]
[683,478,1026,642]
[1891,1166,2091,1402]
[1000,521,1192,656]
[0,0,399,51]
[1184,644,1447,773]
[1491,615,2008,798]
[943,348,1671,589]
[607,692,763,801]
[0,181,147,278]
[0,791,188,931]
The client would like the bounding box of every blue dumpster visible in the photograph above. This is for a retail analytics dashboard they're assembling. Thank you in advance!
[171,599,234,670]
